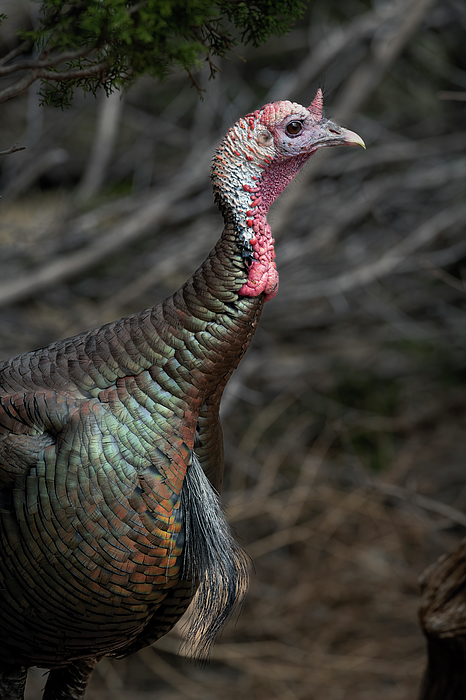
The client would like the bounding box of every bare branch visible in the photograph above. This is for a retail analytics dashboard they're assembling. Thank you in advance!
[0,151,211,308]
[374,482,466,529]
[76,91,124,202]
[0,143,25,157]
[284,204,466,302]
[438,90,466,101]
[0,40,33,67]
[0,71,38,104]
[0,47,95,76]
[34,61,110,83]
[0,57,110,105]
[267,1,402,102]
[271,0,437,237]
[1,149,69,201]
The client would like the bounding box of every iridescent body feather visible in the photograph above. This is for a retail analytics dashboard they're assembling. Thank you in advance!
[0,92,364,699]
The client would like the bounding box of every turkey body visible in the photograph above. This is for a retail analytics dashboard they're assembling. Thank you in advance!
[0,93,363,699]
[0,226,260,669]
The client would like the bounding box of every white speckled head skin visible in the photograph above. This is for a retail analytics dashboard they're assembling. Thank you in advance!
[211,90,365,301]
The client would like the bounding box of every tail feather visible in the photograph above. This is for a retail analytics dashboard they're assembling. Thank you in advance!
[180,452,250,661]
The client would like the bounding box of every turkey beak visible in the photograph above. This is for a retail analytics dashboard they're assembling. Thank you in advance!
[316,122,366,149]
[339,127,366,149]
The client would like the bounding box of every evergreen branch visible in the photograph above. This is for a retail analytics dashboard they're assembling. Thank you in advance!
[127,1,150,15]
[0,0,305,107]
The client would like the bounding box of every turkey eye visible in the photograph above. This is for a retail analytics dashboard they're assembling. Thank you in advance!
[286,121,302,136]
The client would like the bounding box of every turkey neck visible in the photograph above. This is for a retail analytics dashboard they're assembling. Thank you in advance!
[147,219,264,409]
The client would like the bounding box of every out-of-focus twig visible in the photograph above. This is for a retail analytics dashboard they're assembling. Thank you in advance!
[0,40,33,67]
[0,151,211,308]
[272,0,437,236]
[0,148,69,201]
[267,0,405,102]
[138,647,206,700]
[76,91,124,203]
[280,203,466,302]
[373,482,466,529]
[0,143,25,157]
[0,48,94,77]
[438,90,466,101]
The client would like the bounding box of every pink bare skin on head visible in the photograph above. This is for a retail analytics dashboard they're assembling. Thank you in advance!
[211,90,365,302]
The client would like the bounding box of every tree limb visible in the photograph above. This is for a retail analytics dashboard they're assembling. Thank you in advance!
[0,60,110,105]
[0,72,38,104]
[0,40,33,67]
[419,539,466,699]
[0,47,95,76]
[34,61,111,83]
[0,143,25,157]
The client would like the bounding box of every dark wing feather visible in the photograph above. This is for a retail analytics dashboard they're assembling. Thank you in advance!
[0,376,191,666]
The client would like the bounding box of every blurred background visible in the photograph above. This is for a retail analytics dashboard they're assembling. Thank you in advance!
[1,0,466,697]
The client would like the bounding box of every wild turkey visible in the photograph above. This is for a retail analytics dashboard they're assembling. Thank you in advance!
[0,91,364,699]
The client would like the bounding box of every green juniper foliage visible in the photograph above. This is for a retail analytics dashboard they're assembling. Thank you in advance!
[7,0,305,107]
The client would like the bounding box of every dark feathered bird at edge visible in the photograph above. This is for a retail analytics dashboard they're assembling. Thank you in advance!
[0,91,364,699]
